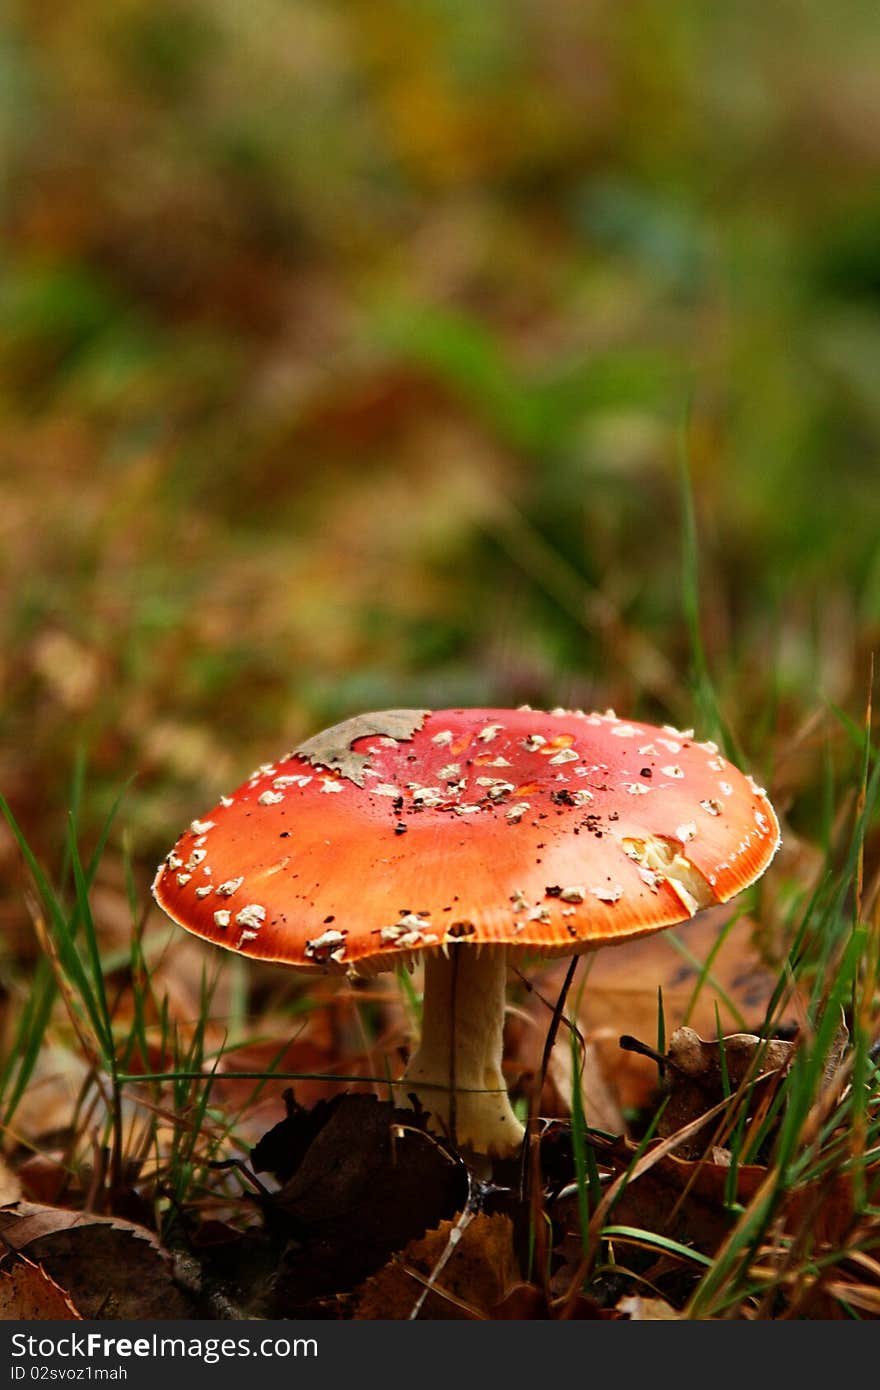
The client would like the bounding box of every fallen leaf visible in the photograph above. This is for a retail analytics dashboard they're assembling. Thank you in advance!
[0,1202,194,1319]
[295,710,429,786]
[355,1212,518,1319]
[10,1046,92,1147]
[532,909,791,1113]
[550,1136,767,1287]
[259,1094,468,1314]
[658,1026,793,1157]
[0,1256,82,1320]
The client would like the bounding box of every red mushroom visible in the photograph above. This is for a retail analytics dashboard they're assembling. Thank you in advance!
[152,707,780,1157]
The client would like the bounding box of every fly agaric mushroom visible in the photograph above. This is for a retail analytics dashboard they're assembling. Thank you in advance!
[152,707,780,1158]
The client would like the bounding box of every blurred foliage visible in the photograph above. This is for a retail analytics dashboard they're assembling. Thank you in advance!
[1,0,879,901]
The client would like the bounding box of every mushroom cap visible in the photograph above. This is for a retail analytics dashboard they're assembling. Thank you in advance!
[152,707,780,974]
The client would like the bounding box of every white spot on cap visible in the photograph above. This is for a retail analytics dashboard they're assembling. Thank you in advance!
[373,783,402,797]
[413,786,443,805]
[700,798,723,816]
[506,802,530,822]
[484,755,512,767]
[439,764,461,779]
[176,873,192,886]
[381,913,434,946]
[321,778,344,793]
[187,848,207,868]
[214,910,231,928]
[622,782,650,795]
[559,886,586,903]
[549,748,579,765]
[657,738,681,754]
[235,904,266,929]
[398,912,432,931]
[258,790,284,806]
[487,782,515,800]
[477,723,505,742]
[220,795,234,808]
[719,781,733,797]
[191,819,215,835]
[305,928,347,960]
[522,734,546,752]
[248,765,276,783]
[610,724,637,738]
[216,877,244,897]
[746,774,767,797]
[590,884,624,903]
[195,886,213,899]
[432,730,453,745]
[676,822,698,842]
[661,765,684,779]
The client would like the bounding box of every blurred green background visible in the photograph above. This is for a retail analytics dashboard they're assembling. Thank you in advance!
[2,0,880,897]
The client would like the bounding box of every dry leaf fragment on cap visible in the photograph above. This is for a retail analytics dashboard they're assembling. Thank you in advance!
[153,706,780,1157]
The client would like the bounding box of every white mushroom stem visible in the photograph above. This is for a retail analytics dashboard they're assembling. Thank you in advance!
[401,945,525,1158]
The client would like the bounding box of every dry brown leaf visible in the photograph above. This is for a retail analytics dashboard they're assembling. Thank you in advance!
[261,1094,467,1314]
[570,908,791,1110]
[0,1201,164,1249]
[11,1046,92,1145]
[658,1026,793,1156]
[355,1211,518,1320]
[0,1202,193,1319]
[0,1256,82,1320]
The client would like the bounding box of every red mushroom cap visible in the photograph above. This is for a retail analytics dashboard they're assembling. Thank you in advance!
[152,707,780,973]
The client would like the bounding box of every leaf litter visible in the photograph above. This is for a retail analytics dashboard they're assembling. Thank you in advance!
[0,822,876,1320]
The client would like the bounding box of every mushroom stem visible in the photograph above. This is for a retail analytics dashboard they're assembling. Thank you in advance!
[401,946,525,1158]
